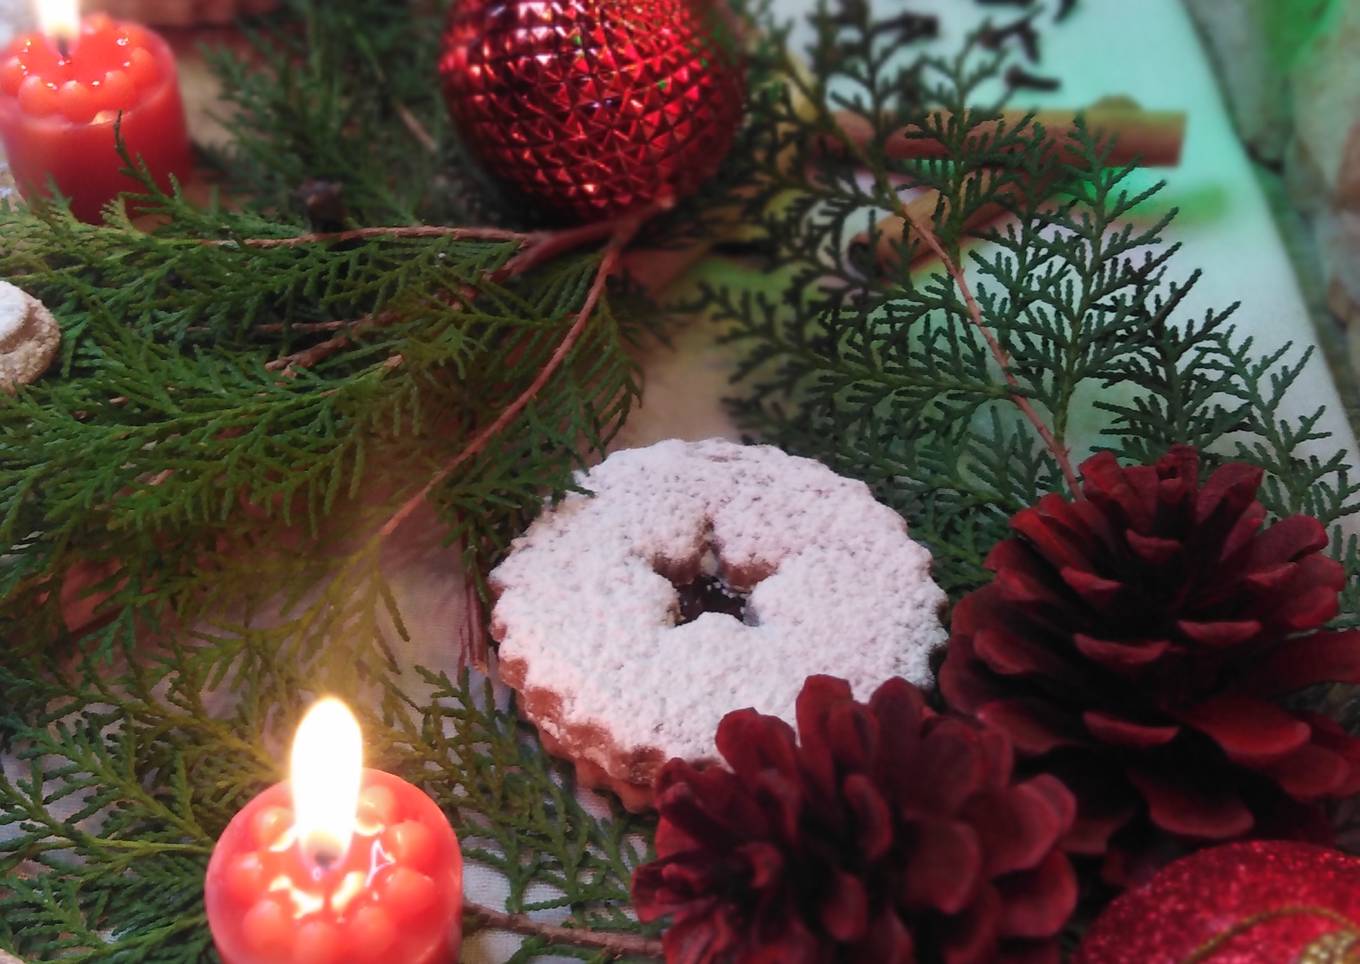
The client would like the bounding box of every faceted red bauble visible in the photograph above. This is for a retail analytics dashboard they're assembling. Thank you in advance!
[438,0,745,222]
[1074,842,1360,963]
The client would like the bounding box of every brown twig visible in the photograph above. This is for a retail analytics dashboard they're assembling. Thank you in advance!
[395,102,440,156]
[854,168,1063,271]
[379,210,642,539]
[830,101,1183,494]
[203,177,679,379]
[255,319,353,334]
[893,197,1081,494]
[460,573,488,671]
[265,331,356,373]
[823,106,1083,494]
[0,902,663,964]
[250,204,668,373]
[213,225,528,249]
[263,309,404,374]
[463,900,664,959]
[495,213,648,281]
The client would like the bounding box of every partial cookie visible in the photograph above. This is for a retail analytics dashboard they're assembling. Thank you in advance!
[489,438,948,810]
[0,281,60,391]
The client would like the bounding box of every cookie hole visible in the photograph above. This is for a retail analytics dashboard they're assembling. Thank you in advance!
[675,573,750,625]
[660,547,759,626]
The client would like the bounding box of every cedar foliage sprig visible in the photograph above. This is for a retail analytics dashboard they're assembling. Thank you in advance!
[0,0,667,956]
[204,0,483,225]
[703,3,1360,599]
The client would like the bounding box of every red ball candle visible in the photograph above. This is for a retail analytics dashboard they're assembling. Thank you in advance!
[0,6,190,222]
[205,699,463,964]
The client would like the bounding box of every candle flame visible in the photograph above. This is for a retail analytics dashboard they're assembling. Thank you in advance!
[36,0,80,41]
[290,697,363,873]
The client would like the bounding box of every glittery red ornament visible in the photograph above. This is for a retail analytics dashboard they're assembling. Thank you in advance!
[438,0,745,223]
[1074,841,1360,963]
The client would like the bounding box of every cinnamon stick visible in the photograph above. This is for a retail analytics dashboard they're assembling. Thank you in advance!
[834,101,1186,168]
[844,101,1186,270]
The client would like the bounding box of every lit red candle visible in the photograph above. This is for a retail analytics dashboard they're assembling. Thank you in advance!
[205,699,463,964]
[0,0,190,222]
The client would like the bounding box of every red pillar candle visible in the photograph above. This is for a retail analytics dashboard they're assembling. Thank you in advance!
[0,9,190,222]
[205,699,463,964]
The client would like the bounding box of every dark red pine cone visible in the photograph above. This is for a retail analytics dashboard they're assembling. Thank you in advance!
[631,676,1077,964]
[940,445,1360,884]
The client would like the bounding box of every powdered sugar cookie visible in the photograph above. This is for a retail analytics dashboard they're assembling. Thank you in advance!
[489,438,947,810]
[0,281,59,391]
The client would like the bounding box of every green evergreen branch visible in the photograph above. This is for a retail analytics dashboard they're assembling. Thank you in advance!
[705,12,1360,602]
[0,0,670,952]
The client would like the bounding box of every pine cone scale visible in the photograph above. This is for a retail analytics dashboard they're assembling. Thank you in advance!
[1179,693,1311,762]
[1236,630,1360,695]
[1173,619,1259,647]
[819,869,870,941]
[1251,514,1330,561]
[1057,565,1126,607]
[1072,633,1170,670]
[974,624,1077,679]
[752,770,806,843]
[1009,501,1098,569]
[900,719,992,815]
[654,780,755,852]
[1126,768,1254,839]
[902,818,983,913]
[1300,715,1360,795]
[843,773,893,860]
[1082,711,1179,748]
[857,909,915,964]
[938,887,1000,964]
[1262,742,1350,798]
[995,850,1077,938]
[1123,528,1181,564]
[715,710,798,782]
[975,697,1086,754]
[961,777,1073,876]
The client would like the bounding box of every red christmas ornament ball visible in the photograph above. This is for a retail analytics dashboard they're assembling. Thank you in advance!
[438,0,745,222]
[1074,841,1360,963]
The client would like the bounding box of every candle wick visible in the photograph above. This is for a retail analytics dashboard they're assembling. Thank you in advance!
[307,843,342,876]
[55,35,70,59]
